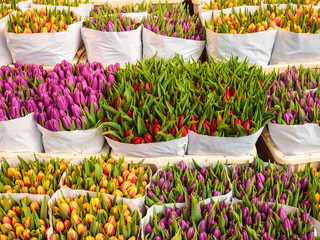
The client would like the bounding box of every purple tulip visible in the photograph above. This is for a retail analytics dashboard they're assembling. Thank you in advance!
[57,95,68,111]
[147,190,153,199]
[242,229,249,240]
[145,223,152,235]
[9,106,20,119]
[26,99,37,113]
[199,233,208,240]
[199,219,206,233]
[159,195,165,202]
[242,207,249,218]
[179,219,188,231]
[45,119,60,131]
[283,218,291,232]
[150,182,156,189]
[71,104,83,118]
[166,171,173,181]
[212,229,221,239]
[158,178,165,189]
[300,177,308,191]
[62,115,72,130]
[244,216,253,226]
[178,161,187,171]
[186,227,194,240]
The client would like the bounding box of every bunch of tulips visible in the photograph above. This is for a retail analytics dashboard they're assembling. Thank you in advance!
[8,7,78,33]
[50,193,140,240]
[62,155,150,199]
[145,160,231,207]
[0,157,69,196]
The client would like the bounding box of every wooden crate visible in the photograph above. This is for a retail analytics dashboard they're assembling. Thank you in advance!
[261,128,320,172]
[0,143,110,162]
[110,147,256,168]
[192,0,206,13]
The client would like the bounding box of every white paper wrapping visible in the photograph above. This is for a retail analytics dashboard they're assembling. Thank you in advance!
[59,158,151,212]
[47,189,142,239]
[270,27,320,64]
[31,3,94,18]
[187,127,263,155]
[202,6,277,65]
[106,135,188,157]
[0,113,43,153]
[268,122,320,155]
[145,161,233,210]
[4,10,82,65]
[82,25,142,67]
[0,13,13,65]
[142,26,205,62]
[17,0,31,11]
[37,124,105,154]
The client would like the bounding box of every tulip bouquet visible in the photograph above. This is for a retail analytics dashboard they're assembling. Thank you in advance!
[83,14,139,32]
[142,2,205,61]
[144,196,316,240]
[185,57,274,154]
[89,2,147,16]
[0,63,46,152]
[32,0,88,7]
[142,15,204,40]
[0,5,14,19]
[186,57,274,137]
[49,192,140,240]
[205,7,274,33]
[102,56,189,144]
[267,5,320,64]
[7,7,78,33]
[0,156,68,196]
[201,0,261,11]
[34,60,118,153]
[34,60,118,132]
[145,160,231,207]
[203,6,277,65]
[268,65,320,96]
[0,194,49,240]
[268,87,320,154]
[144,3,204,40]
[268,88,320,125]
[266,5,320,33]
[229,158,311,212]
[0,72,38,121]
[62,155,151,199]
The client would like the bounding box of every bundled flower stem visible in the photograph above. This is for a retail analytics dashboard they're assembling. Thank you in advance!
[266,5,320,33]
[229,158,311,212]
[0,4,14,19]
[0,156,69,196]
[7,7,78,33]
[33,0,88,7]
[50,193,140,239]
[269,65,320,96]
[202,0,261,10]
[0,195,49,240]
[90,1,147,16]
[205,7,274,33]
[145,198,315,240]
[83,14,139,32]
[145,160,231,207]
[63,154,151,199]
